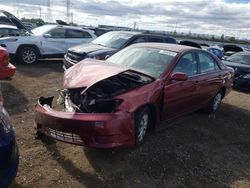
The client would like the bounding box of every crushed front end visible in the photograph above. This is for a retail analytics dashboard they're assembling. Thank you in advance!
[35,66,153,148]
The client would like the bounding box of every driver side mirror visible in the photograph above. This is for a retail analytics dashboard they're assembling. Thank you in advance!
[44,33,52,38]
[171,72,188,81]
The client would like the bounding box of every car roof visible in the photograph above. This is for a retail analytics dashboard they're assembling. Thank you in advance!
[55,24,96,32]
[107,31,141,35]
[132,43,197,53]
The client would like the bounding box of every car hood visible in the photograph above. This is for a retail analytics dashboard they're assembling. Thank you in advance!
[64,59,129,89]
[223,60,250,73]
[0,10,27,30]
[223,60,250,69]
[68,43,116,54]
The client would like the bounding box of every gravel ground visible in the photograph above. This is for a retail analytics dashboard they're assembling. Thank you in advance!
[2,60,250,188]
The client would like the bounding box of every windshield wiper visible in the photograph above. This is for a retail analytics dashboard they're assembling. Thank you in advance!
[122,70,154,84]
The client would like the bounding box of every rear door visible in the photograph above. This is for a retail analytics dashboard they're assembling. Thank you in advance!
[163,52,200,119]
[196,51,223,106]
[65,29,94,50]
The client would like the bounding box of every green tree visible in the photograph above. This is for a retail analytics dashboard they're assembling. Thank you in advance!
[21,18,45,26]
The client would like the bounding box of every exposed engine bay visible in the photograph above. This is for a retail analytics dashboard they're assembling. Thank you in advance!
[57,70,153,113]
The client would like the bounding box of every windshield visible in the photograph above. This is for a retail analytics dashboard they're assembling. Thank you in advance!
[107,47,176,78]
[227,53,250,65]
[92,32,135,49]
[31,25,56,36]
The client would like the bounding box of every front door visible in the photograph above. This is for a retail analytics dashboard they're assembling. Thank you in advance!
[162,52,200,120]
[42,28,67,55]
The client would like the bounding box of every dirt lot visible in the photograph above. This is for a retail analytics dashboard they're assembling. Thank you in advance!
[2,61,250,188]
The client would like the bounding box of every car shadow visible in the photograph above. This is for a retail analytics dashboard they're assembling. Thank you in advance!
[41,138,105,188]
[82,103,250,187]
[1,82,28,115]
[12,59,64,78]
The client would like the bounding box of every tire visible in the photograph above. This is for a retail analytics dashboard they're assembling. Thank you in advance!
[17,46,39,64]
[134,107,151,146]
[206,90,223,113]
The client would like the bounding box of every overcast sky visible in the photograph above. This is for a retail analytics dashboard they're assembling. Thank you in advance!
[0,0,250,38]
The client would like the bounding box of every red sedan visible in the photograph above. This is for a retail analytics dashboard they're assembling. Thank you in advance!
[0,47,16,79]
[35,43,234,148]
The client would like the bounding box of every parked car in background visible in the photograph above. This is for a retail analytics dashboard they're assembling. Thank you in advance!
[63,31,177,69]
[0,24,96,64]
[0,46,15,79]
[179,40,201,48]
[206,47,224,59]
[0,86,19,188]
[35,43,233,148]
[223,51,250,91]
[0,24,19,38]
[0,11,96,64]
[215,44,244,59]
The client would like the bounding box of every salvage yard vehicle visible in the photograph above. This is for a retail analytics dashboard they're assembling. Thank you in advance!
[223,51,250,91]
[0,11,96,64]
[0,46,16,79]
[63,31,177,69]
[35,43,234,148]
[0,86,19,188]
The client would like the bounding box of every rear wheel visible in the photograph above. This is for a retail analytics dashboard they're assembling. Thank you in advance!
[134,107,150,146]
[206,90,223,113]
[17,46,39,64]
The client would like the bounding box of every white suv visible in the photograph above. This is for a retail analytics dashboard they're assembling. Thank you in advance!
[0,24,96,64]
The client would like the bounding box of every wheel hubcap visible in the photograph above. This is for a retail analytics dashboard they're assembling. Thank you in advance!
[23,50,36,64]
[213,93,222,111]
[138,113,149,142]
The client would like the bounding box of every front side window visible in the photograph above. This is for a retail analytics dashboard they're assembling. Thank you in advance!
[48,28,66,38]
[198,52,220,73]
[130,37,147,44]
[174,52,198,76]
[148,37,163,42]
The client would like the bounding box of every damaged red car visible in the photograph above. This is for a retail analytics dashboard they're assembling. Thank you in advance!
[35,43,234,148]
[0,47,15,79]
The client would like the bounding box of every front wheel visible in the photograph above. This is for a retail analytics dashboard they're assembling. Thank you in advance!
[134,107,150,146]
[17,46,39,64]
[206,90,223,113]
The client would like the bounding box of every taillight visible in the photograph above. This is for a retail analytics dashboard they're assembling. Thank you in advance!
[1,53,9,67]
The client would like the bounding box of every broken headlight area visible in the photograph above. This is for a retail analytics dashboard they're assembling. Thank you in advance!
[56,71,152,113]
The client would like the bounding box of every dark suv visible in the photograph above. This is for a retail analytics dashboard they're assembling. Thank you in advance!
[63,31,177,69]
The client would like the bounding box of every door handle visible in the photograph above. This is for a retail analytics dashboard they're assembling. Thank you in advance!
[194,80,199,84]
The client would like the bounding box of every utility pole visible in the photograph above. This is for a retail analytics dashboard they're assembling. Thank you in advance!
[66,0,70,24]
[47,0,51,23]
[71,12,73,24]
[39,6,42,19]
[133,21,137,30]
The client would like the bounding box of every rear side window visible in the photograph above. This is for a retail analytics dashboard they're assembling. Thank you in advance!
[174,52,198,76]
[198,52,220,73]
[67,29,92,38]
[148,37,163,42]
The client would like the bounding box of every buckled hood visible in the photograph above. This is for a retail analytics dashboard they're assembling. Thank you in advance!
[64,59,128,89]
